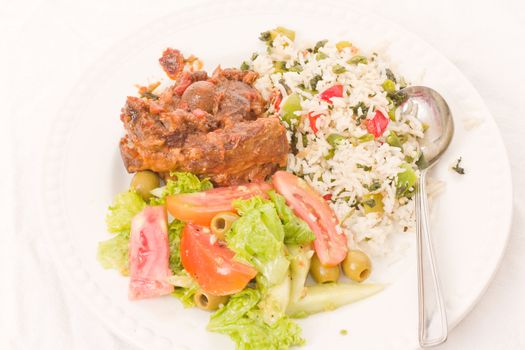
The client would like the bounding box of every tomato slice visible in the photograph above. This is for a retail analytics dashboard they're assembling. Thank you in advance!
[166,183,272,226]
[129,206,174,300]
[272,171,348,266]
[366,110,389,138]
[319,84,343,103]
[181,223,257,296]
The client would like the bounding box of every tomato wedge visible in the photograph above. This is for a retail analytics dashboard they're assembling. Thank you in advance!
[129,206,174,300]
[319,84,343,103]
[366,110,389,138]
[181,223,257,296]
[166,183,272,226]
[272,171,348,266]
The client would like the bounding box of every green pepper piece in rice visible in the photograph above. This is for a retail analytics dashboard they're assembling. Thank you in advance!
[297,84,317,95]
[386,131,403,148]
[240,61,250,71]
[327,134,346,148]
[316,52,328,60]
[288,61,303,72]
[324,148,335,160]
[259,31,272,43]
[396,164,417,198]
[347,55,368,65]
[364,181,382,192]
[358,134,374,143]
[388,108,396,121]
[385,68,397,83]
[274,26,296,41]
[362,193,384,214]
[335,41,352,51]
[281,94,302,126]
[313,40,328,53]
[273,61,287,73]
[332,64,347,74]
[387,90,408,107]
[382,79,396,93]
[356,164,372,171]
[309,75,322,90]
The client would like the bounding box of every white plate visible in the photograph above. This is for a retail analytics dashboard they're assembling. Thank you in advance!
[41,1,512,349]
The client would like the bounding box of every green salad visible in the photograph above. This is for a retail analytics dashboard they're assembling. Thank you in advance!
[98,171,382,349]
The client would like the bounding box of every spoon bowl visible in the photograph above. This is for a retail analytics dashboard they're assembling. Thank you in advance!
[401,86,454,168]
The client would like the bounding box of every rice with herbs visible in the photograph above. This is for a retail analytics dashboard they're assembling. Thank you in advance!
[245,29,424,256]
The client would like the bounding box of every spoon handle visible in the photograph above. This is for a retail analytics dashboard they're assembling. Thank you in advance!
[415,170,448,347]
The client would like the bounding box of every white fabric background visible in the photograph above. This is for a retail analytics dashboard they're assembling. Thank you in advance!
[1,0,524,349]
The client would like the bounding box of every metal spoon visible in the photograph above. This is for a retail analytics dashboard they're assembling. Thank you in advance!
[400,86,454,348]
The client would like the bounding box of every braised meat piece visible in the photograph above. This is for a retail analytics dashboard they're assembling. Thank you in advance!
[120,50,289,186]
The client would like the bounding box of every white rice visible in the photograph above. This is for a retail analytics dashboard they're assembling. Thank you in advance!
[248,31,426,256]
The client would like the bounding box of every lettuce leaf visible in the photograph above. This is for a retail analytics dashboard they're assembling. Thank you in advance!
[150,172,213,205]
[233,196,268,216]
[97,231,130,275]
[208,289,304,350]
[105,191,146,233]
[209,288,261,328]
[227,197,289,285]
[172,283,199,307]
[229,198,284,262]
[167,219,185,274]
[268,191,315,245]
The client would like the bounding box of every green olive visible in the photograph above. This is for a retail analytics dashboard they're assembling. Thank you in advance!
[342,250,372,283]
[130,170,160,200]
[309,254,340,284]
[193,290,229,311]
[210,212,239,240]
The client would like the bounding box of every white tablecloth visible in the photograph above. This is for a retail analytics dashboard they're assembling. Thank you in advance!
[2,0,525,349]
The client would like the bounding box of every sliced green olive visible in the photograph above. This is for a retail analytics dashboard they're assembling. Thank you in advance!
[210,212,239,241]
[310,254,340,284]
[130,171,160,200]
[342,250,372,283]
[194,291,229,311]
